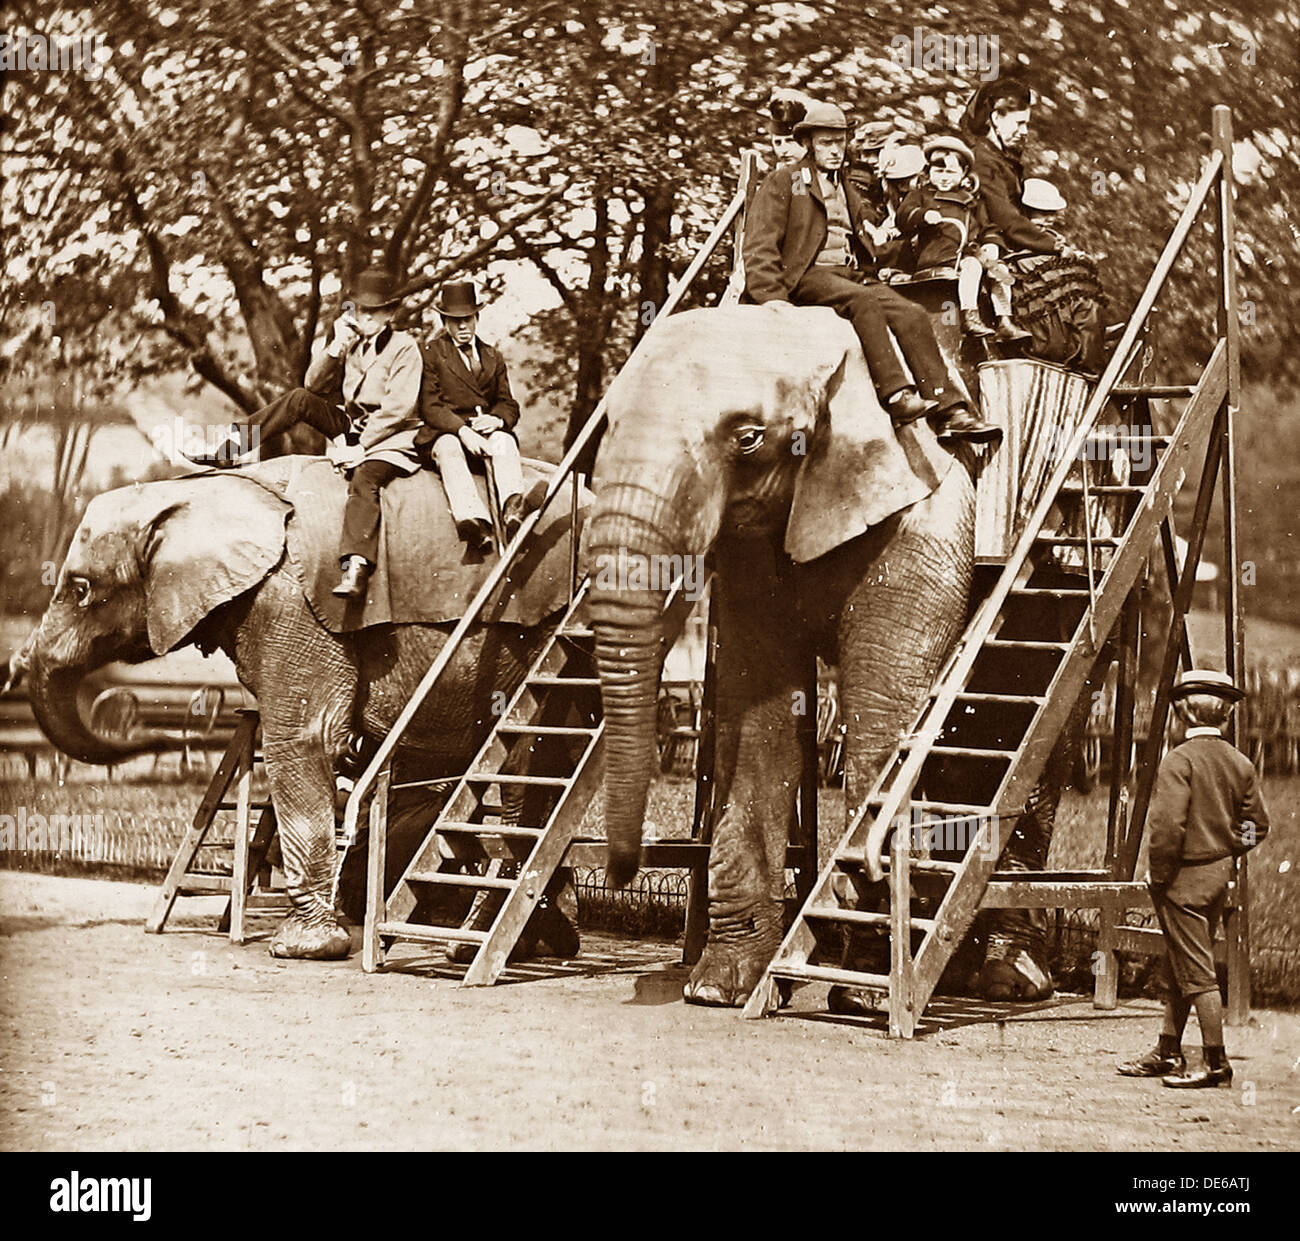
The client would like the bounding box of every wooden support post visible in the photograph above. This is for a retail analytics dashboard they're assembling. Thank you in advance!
[795,654,819,909]
[362,767,391,973]
[1157,520,1195,670]
[888,829,915,1039]
[1121,410,1225,877]
[683,604,718,966]
[1094,895,1120,1010]
[1213,104,1250,1025]
[228,745,254,944]
[1106,587,1141,874]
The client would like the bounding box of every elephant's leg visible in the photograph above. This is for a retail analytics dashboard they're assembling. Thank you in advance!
[236,573,357,960]
[685,536,809,1007]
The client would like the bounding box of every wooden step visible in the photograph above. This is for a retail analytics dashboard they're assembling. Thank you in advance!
[804,907,937,932]
[927,745,1015,759]
[984,639,1071,650]
[176,876,233,895]
[375,922,488,945]
[463,773,571,786]
[954,691,1046,704]
[911,800,995,815]
[560,626,595,640]
[882,857,962,875]
[527,675,602,687]
[495,724,596,736]
[435,822,542,837]
[1009,587,1091,597]
[406,871,517,890]
[1110,385,1194,397]
[1033,535,1122,546]
[767,962,891,989]
[1086,431,1171,445]
[1058,484,1146,495]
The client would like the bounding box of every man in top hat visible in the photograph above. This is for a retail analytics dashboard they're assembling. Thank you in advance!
[742,100,999,443]
[184,265,425,600]
[414,281,526,553]
[1117,669,1269,1089]
[765,88,813,168]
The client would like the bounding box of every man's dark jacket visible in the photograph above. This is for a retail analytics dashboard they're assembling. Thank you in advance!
[968,133,1059,254]
[417,332,521,438]
[743,155,878,302]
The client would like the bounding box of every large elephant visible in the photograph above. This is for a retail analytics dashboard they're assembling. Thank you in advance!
[16,458,581,960]
[588,303,1078,1007]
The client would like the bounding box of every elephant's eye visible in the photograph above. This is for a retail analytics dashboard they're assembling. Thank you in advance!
[736,426,765,455]
[65,575,92,607]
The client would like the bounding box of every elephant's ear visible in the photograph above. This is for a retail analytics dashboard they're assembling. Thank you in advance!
[784,341,952,564]
[142,476,291,653]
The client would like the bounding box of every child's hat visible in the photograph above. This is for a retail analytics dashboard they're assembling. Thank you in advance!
[880,144,926,180]
[1171,669,1244,702]
[923,135,975,166]
[1022,178,1067,211]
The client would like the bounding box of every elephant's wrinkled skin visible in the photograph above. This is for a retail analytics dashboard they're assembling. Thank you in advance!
[588,304,1077,1006]
[20,472,566,960]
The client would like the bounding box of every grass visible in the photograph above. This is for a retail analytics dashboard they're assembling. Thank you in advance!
[2,764,1296,1004]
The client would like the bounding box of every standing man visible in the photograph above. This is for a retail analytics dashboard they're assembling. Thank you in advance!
[184,266,424,600]
[742,101,998,443]
[415,281,527,554]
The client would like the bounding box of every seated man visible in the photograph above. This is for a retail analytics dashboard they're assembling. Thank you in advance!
[742,101,998,443]
[414,281,526,554]
[184,266,424,600]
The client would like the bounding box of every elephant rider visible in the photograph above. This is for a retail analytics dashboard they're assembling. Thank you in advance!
[742,100,999,444]
[183,266,424,601]
[765,86,814,168]
[413,281,527,555]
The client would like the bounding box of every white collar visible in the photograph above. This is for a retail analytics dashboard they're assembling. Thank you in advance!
[1184,727,1224,740]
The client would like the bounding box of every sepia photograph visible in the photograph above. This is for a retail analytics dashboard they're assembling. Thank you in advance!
[1,0,1297,1192]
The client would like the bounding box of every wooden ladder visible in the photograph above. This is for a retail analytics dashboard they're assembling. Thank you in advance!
[363,582,605,981]
[744,339,1231,1034]
[146,709,288,942]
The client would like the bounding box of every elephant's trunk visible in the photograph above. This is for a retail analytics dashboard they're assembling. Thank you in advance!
[26,657,172,766]
[588,463,721,887]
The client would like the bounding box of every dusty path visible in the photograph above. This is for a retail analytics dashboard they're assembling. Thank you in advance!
[1,873,1296,1151]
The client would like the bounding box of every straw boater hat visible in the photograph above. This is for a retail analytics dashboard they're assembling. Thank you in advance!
[1022,178,1067,211]
[434,281,485,318]
[1171,669,1245,702]
[352,267,405,310]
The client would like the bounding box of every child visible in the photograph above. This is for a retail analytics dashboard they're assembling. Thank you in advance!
[1020,177,1069,243]
[1117,670,1270,1088]
[896,136,1027,342]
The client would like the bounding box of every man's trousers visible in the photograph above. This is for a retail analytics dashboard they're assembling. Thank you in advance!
[791,266,963,412]
[432,431,525,526]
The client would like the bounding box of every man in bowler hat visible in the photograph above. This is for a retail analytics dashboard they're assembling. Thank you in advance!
[184,266,425,600]
[1117,669,1270,1088]
[415,281,527,553]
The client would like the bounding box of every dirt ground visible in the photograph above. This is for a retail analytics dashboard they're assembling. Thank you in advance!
[1,872,1297,1151]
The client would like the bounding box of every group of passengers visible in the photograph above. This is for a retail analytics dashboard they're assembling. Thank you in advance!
[748,76,1094,444]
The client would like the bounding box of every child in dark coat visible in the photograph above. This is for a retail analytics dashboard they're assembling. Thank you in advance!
[896,136,1027,342]
[1117,670,1269,1088]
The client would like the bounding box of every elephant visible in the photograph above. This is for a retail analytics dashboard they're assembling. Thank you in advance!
[15,456,584,961]
[587,303,1088,1007]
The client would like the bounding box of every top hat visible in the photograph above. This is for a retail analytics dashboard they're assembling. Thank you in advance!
[793,101,849,136]
[923,135,976,167]
[1022,177,1067,211]
[1171,669,1245,703]
[351,267,405,310]
[434,281,484,318]
[880,144,926,180]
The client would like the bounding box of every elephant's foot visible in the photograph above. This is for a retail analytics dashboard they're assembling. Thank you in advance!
[684,917,781,1007]
[977,950,1054,1001]
[270,913,352,960]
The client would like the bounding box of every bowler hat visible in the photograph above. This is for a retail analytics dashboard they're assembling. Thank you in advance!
[793,101,849,136]
[923,135,976,167]
[352,267,405,310]
[434,281,484,318]
[1171,669,1245,702]
[853,121,895,152]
